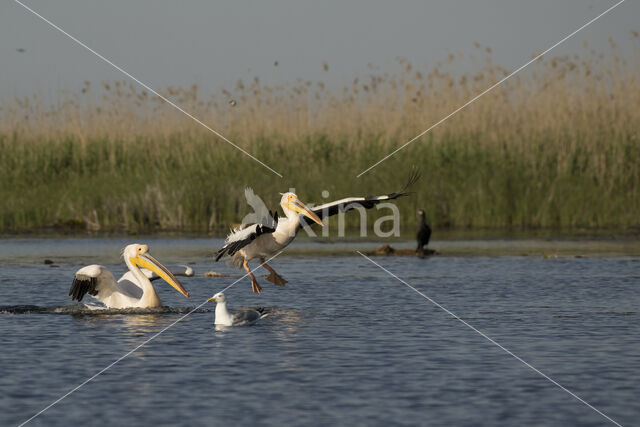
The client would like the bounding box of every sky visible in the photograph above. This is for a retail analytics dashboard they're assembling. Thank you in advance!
[0,0,638,102]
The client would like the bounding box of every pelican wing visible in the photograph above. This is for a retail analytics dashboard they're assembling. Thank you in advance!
[300,168,421,226]
[244,187,278,229]
[215,222,277,261]
[69,265,118,302]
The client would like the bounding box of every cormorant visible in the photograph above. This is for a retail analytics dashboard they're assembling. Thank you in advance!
[416,209,431,255]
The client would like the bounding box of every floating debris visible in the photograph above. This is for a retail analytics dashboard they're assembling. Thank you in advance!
[368,245,438,258]
[205,271,230,278]
[366,244,437,257]
[376,244,395,255]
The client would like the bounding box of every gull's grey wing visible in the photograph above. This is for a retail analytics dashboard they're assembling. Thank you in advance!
[300,168,421,227]
[231,309,262,326]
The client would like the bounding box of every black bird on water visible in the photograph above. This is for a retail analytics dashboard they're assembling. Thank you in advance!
[416,209,431,255]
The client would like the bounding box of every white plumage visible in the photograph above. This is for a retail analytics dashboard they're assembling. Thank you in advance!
[208,292,264,326]
[215,169,420,294]
[69,244,190,308]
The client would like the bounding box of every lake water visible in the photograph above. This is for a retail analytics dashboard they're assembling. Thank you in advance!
[0,237,638,426]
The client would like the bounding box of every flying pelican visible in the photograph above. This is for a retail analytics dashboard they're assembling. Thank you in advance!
[215,169,420,293]
[207,292,264,326]
[69,243,190,308]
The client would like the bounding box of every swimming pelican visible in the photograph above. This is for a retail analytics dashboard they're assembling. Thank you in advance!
[215,169,420,293]
[207,292,264,326]
[69,244,190,308]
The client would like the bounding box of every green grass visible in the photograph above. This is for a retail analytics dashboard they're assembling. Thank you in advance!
[1,42,639,233]
[1,130,638,233]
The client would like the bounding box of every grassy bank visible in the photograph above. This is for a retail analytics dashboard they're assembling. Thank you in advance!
[1,42,639,233]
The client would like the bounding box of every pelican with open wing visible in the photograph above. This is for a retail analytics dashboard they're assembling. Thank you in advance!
[215,169,420,293]
[69,243,190,308]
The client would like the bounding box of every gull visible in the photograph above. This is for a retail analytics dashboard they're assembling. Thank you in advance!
[207,292,264,326]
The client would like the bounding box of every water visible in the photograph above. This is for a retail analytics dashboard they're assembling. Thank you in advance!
[1,237,639,426]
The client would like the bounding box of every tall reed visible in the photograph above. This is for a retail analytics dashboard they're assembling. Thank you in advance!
[1,39,639,233]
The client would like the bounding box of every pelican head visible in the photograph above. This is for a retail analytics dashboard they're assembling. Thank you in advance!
[125,244,190,298]
[280,192,324,226]
[207,292,226,303]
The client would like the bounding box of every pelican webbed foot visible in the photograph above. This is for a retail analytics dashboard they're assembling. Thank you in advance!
[261,257,287,287]
[264,271,287,286]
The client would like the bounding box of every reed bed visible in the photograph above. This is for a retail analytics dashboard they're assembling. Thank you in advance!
[1,40,639,233]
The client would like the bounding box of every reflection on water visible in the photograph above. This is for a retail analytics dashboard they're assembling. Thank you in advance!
[0,239,639,426]
[271,309,304,340]
[73,313,169,333]
[0,305,212,315]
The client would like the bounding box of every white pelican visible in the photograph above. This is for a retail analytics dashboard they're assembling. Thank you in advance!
[207,292,264,326]
[215,169,420,293]
[69,243,190,308]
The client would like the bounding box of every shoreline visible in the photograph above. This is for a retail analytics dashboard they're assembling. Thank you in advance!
[1,236,638,261]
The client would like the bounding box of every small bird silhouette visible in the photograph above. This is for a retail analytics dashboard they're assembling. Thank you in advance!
[416,209,431,256]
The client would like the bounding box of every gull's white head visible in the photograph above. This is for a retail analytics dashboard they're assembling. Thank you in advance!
[207,292,227,304]
[123,243,190,298]
[279,192,324,226]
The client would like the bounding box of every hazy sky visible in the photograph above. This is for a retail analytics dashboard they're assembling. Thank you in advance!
[1,0,638,101]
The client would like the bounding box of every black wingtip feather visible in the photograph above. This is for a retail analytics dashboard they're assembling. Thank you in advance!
[214,249,226,262]
[401,166,422,192]
[388,166,421,199]
[69,276,98,302]
[215,223,278,261]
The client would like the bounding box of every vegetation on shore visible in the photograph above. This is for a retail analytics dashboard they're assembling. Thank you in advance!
[1,39,639,233]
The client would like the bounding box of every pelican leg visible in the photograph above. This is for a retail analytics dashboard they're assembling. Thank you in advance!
[261,257,287,286]
[243,260,262,294]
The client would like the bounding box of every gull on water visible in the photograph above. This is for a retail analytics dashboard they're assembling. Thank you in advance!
[207,292,264,326]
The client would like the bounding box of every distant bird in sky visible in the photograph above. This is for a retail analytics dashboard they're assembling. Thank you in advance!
[207,292,264,326]
[16,48,26,53]
[416,209,431,255]
[215,169,420,294]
